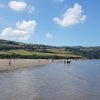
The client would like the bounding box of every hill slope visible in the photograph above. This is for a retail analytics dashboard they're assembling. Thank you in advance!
[0,39,99,59]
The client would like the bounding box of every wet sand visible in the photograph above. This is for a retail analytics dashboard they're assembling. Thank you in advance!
[0,59,53,71]
[0,60,100,100]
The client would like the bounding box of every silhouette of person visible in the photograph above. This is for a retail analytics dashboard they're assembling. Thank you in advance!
[52,59,53,63]
[9,59,11,66]
[64,60,66,64]
[67,59,71,64]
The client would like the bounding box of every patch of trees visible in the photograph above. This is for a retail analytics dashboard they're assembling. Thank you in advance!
[65,47,100,59]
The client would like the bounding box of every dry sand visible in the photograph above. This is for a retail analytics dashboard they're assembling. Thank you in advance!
[0,59,54,71]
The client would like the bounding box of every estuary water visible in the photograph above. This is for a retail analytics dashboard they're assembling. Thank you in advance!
[0,60,100,100]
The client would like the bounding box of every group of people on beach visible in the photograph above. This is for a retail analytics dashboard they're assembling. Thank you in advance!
[51,58,71,64]
[64,59,71,64]
[8,58,71,67]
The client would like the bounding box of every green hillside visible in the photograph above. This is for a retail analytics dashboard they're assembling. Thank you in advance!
[0,39,99,59]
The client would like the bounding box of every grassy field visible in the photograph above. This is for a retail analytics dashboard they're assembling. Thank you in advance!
[0,39,99,59]
[0,49,81,59]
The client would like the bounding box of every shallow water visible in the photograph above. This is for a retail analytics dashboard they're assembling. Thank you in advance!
[0,60,100,100]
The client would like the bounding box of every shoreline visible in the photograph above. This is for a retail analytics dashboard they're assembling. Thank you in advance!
[0,59,54,72]
[0,59,99,72]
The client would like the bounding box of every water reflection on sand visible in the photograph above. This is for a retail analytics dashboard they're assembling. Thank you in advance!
[0,60,100,100]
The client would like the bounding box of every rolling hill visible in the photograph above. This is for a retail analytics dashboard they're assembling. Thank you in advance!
[0,39,99,59]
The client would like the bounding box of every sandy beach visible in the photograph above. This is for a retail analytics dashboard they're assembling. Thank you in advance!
[0,59,54,71]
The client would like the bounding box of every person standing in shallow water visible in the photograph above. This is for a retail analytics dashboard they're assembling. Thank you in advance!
[9,59,11,66]
[52,58,54,63]
[67,59,71,64]
[64,60,66,64]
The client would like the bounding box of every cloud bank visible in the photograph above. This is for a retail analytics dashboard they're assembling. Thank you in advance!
[53,3,86,27]
[0,20,37,41]
[8,1,27,11]
[8,1,35,13]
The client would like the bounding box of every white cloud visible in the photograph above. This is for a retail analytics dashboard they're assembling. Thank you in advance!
[0,20,37,41]
[18,35,30,41]
[8,1,35,13]
[16,20,37,33]
[46,33,53,39]
[1,28,28,36]
[8,1,27,11]
[53,3,86,27]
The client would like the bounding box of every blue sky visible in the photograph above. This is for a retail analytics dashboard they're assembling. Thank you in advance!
[0,0,100,46]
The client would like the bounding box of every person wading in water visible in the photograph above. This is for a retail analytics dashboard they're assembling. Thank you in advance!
[9,59,11,66]
[64,60,66,64]
[67,59,71,64]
